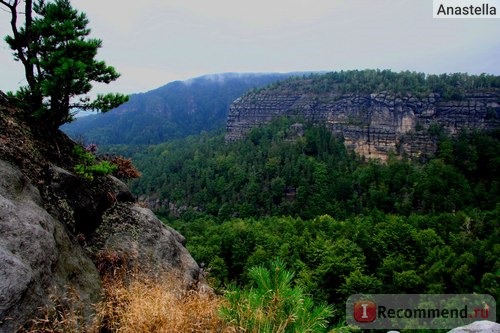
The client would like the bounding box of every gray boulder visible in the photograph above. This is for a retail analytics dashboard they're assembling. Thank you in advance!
[44,164,203,288]
[448,321,500,333]
[91,202,203,288]
[0,160,101,332]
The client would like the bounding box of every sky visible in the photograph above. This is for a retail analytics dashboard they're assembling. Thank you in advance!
[1,0,499,96]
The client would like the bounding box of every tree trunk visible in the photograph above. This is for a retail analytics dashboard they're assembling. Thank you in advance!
[0,0,42,110]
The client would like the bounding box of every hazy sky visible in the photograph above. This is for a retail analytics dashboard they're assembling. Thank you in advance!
[1,0,499,95]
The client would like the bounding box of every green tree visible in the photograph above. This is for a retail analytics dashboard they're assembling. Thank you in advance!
[1,0,128,130]
[339,270,382,297]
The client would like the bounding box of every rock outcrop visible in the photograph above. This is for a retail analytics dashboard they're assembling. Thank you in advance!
[0,159,102,331]
[0,97,204,331]
[227,87,500,160]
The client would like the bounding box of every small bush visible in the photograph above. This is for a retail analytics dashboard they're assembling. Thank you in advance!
[105,155,141,179]
[72,145,117,181]
[94,249,130,279]
[220,258,333,333]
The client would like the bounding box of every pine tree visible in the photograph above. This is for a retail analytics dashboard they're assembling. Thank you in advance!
[220,258,333,332]
[1,0,128,130]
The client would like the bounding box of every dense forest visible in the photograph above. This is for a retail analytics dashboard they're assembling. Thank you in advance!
[106,118,499,220]
[101,118,499,325]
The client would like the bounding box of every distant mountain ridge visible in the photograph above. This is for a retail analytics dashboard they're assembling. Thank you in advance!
[61,72,303,144]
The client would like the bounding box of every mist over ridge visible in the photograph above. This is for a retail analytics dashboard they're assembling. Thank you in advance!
[62,72,303,144]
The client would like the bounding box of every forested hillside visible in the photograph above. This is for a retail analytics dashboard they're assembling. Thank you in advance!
[61,73,299,144]
[107,119,499,220]
[101,118,499,324]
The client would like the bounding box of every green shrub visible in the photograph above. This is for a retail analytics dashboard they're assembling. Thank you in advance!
[220,258,333,332]
[72,145,117,181]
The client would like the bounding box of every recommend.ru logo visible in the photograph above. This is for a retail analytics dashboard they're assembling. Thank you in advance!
[346,294,496,330]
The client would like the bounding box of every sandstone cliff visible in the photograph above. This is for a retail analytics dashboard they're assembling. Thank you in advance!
[0,93,203,331]
[226,77,500,160]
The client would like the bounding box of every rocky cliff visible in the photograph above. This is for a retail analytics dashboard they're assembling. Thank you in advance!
[0,93,204,331]
[226,76,500,160]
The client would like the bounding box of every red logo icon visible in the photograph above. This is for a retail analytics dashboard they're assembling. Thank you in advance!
[354,300,377,322]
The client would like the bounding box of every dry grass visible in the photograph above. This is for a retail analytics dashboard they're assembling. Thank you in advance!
[18,287,88,333]
[93,273,233,333]
[20,272,236,333]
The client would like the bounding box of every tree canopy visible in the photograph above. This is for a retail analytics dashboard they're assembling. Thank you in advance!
[1,0,128,130]
[255,69,500,99]
[108,120,499,220]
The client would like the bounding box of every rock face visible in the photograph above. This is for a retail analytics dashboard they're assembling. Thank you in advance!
[227,89,500,160]
[0,97,204,331]
[0,160,101,332]
[92,202,201,286]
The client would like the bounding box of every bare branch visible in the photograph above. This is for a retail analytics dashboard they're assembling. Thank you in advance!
[0,1,16,10]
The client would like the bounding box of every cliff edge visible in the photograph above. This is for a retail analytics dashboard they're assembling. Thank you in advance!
[0,92,204,331]
[226,73,500,160]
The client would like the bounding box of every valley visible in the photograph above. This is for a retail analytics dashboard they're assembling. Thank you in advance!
[78,70,499,328]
